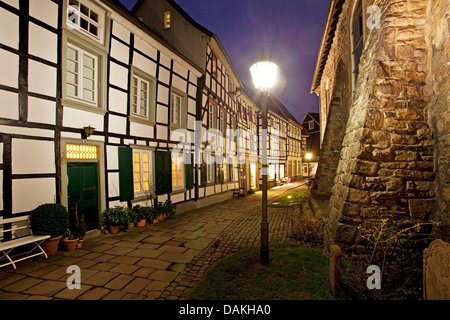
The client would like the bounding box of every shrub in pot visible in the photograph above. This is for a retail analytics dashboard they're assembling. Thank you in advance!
[30,203,69,254]
[133,205,150,227]
[102,206,130,234]
[164,200,176,219]
[125,208,138,231]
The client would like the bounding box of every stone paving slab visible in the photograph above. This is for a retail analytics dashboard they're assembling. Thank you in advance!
[0,181,306,300]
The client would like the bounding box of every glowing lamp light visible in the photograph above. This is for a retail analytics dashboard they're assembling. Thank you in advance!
[250,50,279,92]
[306,153,313,160]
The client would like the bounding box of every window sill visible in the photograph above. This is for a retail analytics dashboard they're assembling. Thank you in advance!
[62,98,107,116]
[171,188,186,195]
[129,116,155,127]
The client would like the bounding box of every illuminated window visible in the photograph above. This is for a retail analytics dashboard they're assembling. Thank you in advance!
[66,144,99,160]
[171,93,182,127]
[164,11,171,29]
[171,153,184,190]
[133,150,152,195]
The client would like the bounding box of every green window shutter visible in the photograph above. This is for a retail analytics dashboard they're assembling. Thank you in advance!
[200,162,207,187]
[118,147,134,201]
[185,153,194,190]
[229,163,233,181]
[155,151,172,195]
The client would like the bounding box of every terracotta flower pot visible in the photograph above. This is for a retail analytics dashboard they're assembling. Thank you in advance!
[63,238,79,252]
[136,219,146,228]
[109,225,120,234]
[76,239,84,248]
[42,235,62,255]
[126,222,134,232]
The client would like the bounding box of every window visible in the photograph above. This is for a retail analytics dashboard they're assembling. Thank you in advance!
[309,121,314,130]
[164,11,171,29]
[66,44,98,105]
[132,76,150,119]
[207,163,215,184]
[209,103,217,129]
[171,93,182,127]
[133,150,152,196]
[352,0,364,84]
[66,144,98,160]
[211,53,217,76]
[67,0,104,43]
[220,109,227,137]
[171,153,184,190]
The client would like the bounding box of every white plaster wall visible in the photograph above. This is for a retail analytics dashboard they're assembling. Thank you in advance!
[108,87,128,115]
[108,114,127,135]
[62,106,104,131]
[28,96,56,125]
[109,61,128,90]
[130,121,154,139]
[110,38,129,65]
[171,192,184,204]
[29,0,58,29]
[157,85,169,105]
[12,178,56,213]
[28,60,56,97]
[0,49,18,88]
[29,22,58,63]
[112,21,130,44]
[0,90,18,120]
[134,37,157,61]
[106,145,118,170]
[133,52,157,78]
[12,139,55,174]
[172,74,186,93]
[156,125,168,140]
[108,172,120,198]
[0,7,18,49]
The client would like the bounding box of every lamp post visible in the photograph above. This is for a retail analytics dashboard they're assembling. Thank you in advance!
[250,50,278,266]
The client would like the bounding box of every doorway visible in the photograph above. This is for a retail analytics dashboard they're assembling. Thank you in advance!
[67,162,99,231]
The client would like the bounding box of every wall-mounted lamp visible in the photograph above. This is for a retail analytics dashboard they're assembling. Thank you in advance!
[81,126,95,139]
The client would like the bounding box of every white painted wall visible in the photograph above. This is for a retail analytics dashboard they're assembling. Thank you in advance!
[29,22,58,63]
[0,7,18,49]
[28,97,56,125]
[62,106,104,131]
[11,139,55,175]
[12,178,56,214]
[29,0,58,29]
[28,60,56,97]
[0,90,18,120]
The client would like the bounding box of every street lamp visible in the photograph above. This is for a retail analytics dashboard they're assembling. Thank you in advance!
[250,49,278,266]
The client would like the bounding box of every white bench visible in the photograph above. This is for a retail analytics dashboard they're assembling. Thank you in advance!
[0,215,50,269]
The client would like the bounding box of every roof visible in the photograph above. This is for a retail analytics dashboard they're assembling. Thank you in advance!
[242,86,302,127]
[302,112,320,124]
[310,0,345,94]
[132,0,214,37]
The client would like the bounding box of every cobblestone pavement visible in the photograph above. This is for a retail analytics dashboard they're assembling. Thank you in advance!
[0,181,306,300]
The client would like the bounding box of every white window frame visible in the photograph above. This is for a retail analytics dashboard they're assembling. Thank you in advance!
[133,149,154,197]
[67,0,105,44]
[132,75,150,120]
[66,43,98,107]
[171,92,182,127]
[209,103,217,129]
[309,121,314,130]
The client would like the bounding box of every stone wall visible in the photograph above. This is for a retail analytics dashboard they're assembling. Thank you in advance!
[322,0,439,252]
[428,0,450,241]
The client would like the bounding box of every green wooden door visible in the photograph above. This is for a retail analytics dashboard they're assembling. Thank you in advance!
[68,162,99,231]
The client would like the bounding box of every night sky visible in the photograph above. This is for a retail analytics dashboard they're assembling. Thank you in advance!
[119,0,330,123]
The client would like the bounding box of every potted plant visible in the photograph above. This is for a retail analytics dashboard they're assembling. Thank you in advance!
[133,205,150,228]
[102,206,129,234]
[164,200,176,219]
[62,229,79,252]
[152,202,164,223]
[125,207,138,231]
[75,214,86,248]
[30,203,69,254]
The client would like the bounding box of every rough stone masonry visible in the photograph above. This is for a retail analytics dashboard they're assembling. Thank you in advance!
[311,0,449,253]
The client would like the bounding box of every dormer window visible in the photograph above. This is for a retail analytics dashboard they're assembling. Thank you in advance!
[164,11,171,29]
